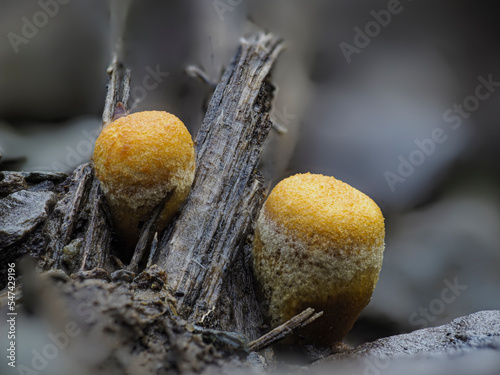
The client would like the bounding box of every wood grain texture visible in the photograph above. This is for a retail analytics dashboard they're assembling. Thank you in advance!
[2,34,284,342]
[42,60,131,273]
[154,34,284,336]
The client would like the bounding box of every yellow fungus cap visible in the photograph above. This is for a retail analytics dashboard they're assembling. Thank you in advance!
[93,111,195,248]
[265,173,384,252]
[252,173,385,347]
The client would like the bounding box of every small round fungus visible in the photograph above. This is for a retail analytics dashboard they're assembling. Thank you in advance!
[93,111,195,248]
[252,173,385,348]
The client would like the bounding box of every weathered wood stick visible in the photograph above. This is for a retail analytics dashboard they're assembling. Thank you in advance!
[155,33,284,325]
[103,60,131,126]
[43,163,94,269]
[248,308,324,352]
[79,177,113,270]
[42,60,131,273]
[127,191,173,273]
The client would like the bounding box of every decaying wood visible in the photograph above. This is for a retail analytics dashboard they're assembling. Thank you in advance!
[79,177,113,270]
[248,308,324,352]
[2,33,285,346]
[103,60,131,126]
[41,60,132,273]
[214,239,266,340]
[154,34,284,335]
[0,172,64,289]
[127,191,173,273]
[43,164,94,269]
[41,164,114,273]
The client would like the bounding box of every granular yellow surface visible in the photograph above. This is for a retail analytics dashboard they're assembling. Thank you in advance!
[93,111,195,248]
[94,111,194,201]
[264,173,384,251]
[252,173,385,347]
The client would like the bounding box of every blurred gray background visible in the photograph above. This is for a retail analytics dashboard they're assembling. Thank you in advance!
[1,0,499,344]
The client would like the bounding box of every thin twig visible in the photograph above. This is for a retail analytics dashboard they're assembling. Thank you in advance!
[271,120,288,134]
[300,311,325,329]
[103,61,131,126]
[146,232,159,269]
[128,191,173,273]
[248,308,324,352]
[186,65,217,89]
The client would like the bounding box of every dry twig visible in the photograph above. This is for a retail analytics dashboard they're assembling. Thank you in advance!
[248,308,324,352]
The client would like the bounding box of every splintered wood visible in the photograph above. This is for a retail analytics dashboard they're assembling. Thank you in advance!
[154,34,284,339]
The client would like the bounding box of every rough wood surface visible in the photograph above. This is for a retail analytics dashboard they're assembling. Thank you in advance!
[154,34,284,337]
[127,191,173,273]
[102,60,131,126]
[41,163,114,273]
[41,60,132,273]
[42,163,95,269]
[0,173,63,289]
[79,176,113,270]
[1,33,285,344]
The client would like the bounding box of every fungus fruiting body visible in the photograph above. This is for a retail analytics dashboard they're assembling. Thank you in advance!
[93,110,195,248]
[252,173,385,349]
